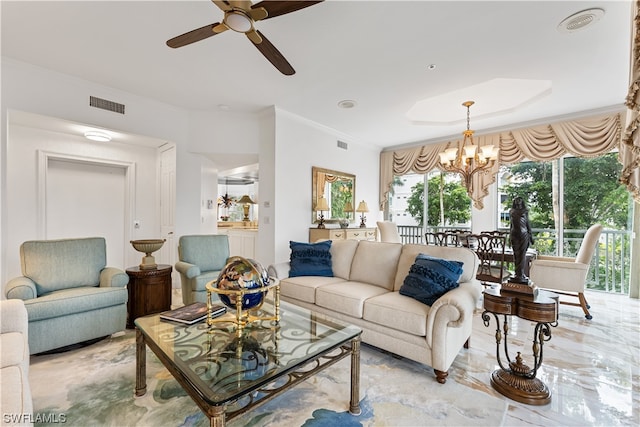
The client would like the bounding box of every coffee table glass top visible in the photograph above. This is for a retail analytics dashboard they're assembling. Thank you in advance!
[135,301,361,406]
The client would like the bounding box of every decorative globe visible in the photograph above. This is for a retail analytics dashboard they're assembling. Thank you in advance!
[215,256,270,311]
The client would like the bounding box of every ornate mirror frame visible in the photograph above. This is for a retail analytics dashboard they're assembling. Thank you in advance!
[312,166,356,224]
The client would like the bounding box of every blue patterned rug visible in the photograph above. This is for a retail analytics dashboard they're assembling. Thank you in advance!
[29,329,506,426]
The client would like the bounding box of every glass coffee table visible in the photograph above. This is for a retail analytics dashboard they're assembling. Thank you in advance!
[134,301,362,426]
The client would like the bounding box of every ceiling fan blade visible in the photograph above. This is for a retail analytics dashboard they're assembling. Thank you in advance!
[251,1,323,20]
[249,30,295,75]
[212,1,232,12]
[166,23,224,48]
[228,1,253,9]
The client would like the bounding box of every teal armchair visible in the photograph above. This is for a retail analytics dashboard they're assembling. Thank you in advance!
[5,237,129,354]
[175,235,230,304]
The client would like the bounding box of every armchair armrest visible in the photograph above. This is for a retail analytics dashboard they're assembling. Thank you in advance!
[535,255,576,263]
[175,261,201,279]
[267,262,290,279]
[0,299,29,335]
[5,277,37,300]
[100,267,129,288]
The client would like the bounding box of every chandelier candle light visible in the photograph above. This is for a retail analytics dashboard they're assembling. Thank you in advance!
[356,200,369,228]
[438,101,498,197]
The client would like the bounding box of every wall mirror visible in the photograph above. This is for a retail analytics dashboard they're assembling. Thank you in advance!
[312,166,355,224]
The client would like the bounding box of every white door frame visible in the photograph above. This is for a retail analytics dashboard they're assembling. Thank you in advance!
[37,150,136,257]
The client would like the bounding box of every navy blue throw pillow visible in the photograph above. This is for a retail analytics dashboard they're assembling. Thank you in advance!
[399,254,463,306]
[289,240,334,277]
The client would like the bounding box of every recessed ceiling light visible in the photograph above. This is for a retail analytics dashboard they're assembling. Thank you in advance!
[557,8,605,33]
[338,100,357,109]
[84,131,111,142]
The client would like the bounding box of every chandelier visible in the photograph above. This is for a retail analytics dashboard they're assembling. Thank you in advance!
[438,101,498,196]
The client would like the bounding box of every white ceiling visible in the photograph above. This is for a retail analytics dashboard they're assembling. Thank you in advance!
[1,0,632,151]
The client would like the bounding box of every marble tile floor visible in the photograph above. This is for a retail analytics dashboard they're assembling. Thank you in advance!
[168,288,640,426]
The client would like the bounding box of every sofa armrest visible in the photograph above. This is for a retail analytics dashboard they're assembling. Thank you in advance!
[100,267,129,288]
[425,281,480,348]
[175,261,201,279]
[267,262,290,279]
[0,299,29,335]
[5,277,37,301]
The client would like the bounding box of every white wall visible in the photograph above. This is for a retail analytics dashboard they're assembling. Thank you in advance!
[0,59,200,285]
[4,124,159,277]
[1,59,384,285]
[271,108,380,264]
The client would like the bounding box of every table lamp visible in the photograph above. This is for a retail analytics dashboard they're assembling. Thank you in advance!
[356,200,369,228]
[316,197,329,229]
[237,195,255,222]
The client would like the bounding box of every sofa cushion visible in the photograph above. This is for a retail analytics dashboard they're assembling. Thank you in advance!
[24,287,128,322]
[20,237,107,295]
[399,254,463,306]
[316,282,388,318]
[349,241,403,290]
[363,292,431,336]
[279,276,347,303]
[329,239,359,279]
[289,240,333,277]
[394,244,477,291]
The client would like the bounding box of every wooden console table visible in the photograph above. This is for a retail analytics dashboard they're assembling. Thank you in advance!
[126,264,173,329]
[482,287,558,405]
[309,227,377,243]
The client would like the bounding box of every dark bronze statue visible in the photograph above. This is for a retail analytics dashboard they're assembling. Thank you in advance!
[509,197,534,284]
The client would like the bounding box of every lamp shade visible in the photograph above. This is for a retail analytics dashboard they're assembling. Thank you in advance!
[344,201,353,212]
[316,197,329,211]
[237,195,255,204]
[356,200,369,213]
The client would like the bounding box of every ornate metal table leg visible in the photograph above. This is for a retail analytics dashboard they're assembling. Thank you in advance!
[349,337,361,415]
[208,405,226,427]
[482,310,554,405]
[135,328,147,397]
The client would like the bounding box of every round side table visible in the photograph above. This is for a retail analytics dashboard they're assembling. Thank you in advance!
[126,264,173,328]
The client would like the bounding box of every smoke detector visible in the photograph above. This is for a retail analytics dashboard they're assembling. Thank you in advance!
[557,8,605,33]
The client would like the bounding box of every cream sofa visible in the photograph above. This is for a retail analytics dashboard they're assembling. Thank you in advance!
[268,240,481,383]
[0,299,33,426]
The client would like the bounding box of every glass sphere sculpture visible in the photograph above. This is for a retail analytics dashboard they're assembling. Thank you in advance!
[215,256,270,311]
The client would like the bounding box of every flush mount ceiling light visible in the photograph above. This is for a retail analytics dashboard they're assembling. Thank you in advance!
[557,8,605,33]
[338,100,357,109]
[84,130,111,142]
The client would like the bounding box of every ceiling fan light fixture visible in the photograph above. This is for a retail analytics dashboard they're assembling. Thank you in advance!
[225,11,253,33]
[84,130,111,142]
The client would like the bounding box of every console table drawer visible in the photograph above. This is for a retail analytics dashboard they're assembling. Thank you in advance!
[309,227,377,242]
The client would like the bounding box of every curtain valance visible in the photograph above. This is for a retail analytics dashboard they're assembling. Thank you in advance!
[380,112,624,211]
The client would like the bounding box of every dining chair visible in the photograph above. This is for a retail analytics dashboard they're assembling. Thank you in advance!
[465,233,510,287]
[424,231,460,247]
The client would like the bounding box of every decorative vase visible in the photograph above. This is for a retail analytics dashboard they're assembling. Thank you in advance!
[339,219,349,229]
[130,239,166,270]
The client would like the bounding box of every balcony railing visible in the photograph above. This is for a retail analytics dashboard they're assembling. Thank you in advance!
[396,225,633,295]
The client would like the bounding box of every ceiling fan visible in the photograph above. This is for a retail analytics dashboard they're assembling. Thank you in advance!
[166,0,324,75]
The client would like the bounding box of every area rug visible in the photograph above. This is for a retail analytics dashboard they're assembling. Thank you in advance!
[29,329,506,426]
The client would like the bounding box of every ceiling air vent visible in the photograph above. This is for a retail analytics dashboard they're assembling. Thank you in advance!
[89,96,125,114]
[337,140,348,150]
